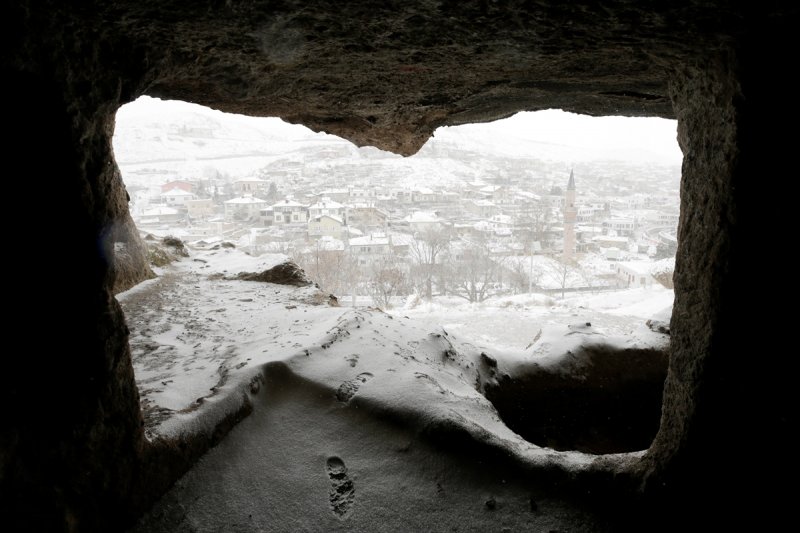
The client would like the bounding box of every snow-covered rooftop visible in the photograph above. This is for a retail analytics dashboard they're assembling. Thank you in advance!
[349,234,390,246]
[309,198,345,209]
[404,211,440,223]
[225,195,267,204]
[310,214,344,224]
[141,206,180,216]
[161,188,195,197]
[271,199,306,208]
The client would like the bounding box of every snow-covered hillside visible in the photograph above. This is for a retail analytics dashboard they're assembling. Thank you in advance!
[114,96,681,191]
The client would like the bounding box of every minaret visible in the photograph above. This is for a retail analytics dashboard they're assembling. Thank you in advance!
[563,169,577,261]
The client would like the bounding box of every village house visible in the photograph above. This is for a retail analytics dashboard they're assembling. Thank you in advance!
[387,188,414,204]
[412,187,437,203]
[137,206,184,226]
[602,217,636,236]
[160,187,196,207]
[348,234,393,267]
[347,205,388,232]
[349,187,377,202]
[489,214,514,232]
[614,261,656,287]
[271,199,308,225]
[224,195,268,221]
[160,179,195,194]
[405,211,444,233]
[234,178,269,196]
[308,214,345,239]
[308,198,347,222]
[462,199,497,218]
[479,185,512,204]
[186,198,214,218]
[576,204,607,223]
[317,188,349,203]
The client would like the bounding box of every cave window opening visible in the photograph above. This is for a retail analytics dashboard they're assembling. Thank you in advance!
[113,96,680,453]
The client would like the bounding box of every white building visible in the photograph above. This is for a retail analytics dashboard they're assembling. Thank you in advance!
[271,199,308,225]
[160,188,195,207]
[349,234,392,266]
[224,196,268,221]
[490,214,514,231]
[404,211,443,233]
[308,198,347,222]
[463,199,497,218]
[234,178,268,196]
[137,206,183,225]
[308,214,345,239]
[615,261,656,287]
[412,187,437,203]
[186,198,214,218]
[602,217,636,236]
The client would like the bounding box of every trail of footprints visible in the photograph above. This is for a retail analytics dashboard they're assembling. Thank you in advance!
[326,456,355,517]
[336,372,374,403]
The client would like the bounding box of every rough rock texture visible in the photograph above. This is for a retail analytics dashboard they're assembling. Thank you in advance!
[111,212,156,294]
[235,261,313,286]
[1,67,147,532]
[639,31,794,527]
[485,345,669,454]
[1,1,796,531]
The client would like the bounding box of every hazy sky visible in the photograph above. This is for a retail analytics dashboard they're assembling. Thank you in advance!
[118,96,681,164]
[432,109,681,164]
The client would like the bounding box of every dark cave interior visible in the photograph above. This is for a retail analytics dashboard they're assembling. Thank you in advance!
[1,1,796,531]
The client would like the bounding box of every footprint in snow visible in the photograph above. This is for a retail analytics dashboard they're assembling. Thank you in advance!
[336,372,373,403]
[326,456,355,518]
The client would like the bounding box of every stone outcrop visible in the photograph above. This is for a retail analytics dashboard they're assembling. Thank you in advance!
[1,1,796,531]
[235,261,313,286]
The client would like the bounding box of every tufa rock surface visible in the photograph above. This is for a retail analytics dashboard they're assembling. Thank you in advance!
[1,1,796,531]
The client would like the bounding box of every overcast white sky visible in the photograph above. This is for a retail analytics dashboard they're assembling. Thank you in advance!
[118,97,681,164]
[432,109,681,164]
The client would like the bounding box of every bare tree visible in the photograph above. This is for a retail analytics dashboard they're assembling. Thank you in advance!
[449,238,504,303]
[366,255,409,309]
[519,202,552,251]
[505,257,531,294]
[408,226,451,300]
[538,255,583,299]
[291,245,360,298]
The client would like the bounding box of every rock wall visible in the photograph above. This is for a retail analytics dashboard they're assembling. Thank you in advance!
[1,1,796,531]
[641,27,794,528]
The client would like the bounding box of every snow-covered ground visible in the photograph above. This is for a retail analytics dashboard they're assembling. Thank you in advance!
[393,287,673,352]
[119,245,670,531]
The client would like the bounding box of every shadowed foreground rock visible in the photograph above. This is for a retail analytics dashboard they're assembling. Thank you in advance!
[1,1,796,531]
[485,345,669,454]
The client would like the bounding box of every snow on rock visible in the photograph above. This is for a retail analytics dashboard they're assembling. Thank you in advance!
[234,261,314,287]
[484,321,669,454]
[117,244,343,438]
[121,243,674,529]
[188,243,288,274]
[646,304,673,334]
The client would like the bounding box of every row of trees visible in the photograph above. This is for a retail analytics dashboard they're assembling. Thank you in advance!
[291,227,583,309]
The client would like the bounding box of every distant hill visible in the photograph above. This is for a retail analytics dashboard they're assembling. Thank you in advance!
[113,97,681,189]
